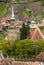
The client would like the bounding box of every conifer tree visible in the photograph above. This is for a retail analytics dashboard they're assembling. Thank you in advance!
[20,23,30,40]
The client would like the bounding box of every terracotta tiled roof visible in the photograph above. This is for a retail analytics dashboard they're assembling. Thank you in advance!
[36,52,44,62]
[30,30,44,38]
[1,18,10,23]
[11,61,39,65]
[0,57,40,65]
[30,31,34,38]
[31,26,44,40]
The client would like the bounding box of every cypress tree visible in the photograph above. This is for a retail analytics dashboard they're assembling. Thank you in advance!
[20,23,30,40]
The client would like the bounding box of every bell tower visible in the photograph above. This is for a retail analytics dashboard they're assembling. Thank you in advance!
[11,0,15,21]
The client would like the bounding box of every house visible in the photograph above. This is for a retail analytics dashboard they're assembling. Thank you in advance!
[38,19,44,27]
[36,52,44,65]
[30,26,44,40]
[1,18,10,26]
[30,20,37,28]
[0,55,40,65]
[25,15,38,28]
[0,51,40,65]
[4,19,23,40]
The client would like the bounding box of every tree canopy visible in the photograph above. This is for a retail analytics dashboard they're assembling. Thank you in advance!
[20,23,30,40]
[0,39,44,59]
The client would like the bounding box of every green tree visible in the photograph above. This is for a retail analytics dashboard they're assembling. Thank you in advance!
[15,39,34,58]
[23,9,32,18]
[37,40,44,53]
[20,23,30,40]
[0,40,14,57]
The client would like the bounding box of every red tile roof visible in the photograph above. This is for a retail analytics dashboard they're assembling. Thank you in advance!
[1,18,10,23]
[31,26,44,40]
[0,57,40,65]
[36,52,44,62]
[13,61,39,65]
[30,31,34,38]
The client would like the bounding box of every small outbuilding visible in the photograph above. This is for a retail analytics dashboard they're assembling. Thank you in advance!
[36,52,44,65]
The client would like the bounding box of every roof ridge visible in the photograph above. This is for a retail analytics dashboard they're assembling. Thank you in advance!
[31,26,44,40]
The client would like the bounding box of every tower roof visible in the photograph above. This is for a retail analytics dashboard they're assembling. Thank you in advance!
[11,5,15,21]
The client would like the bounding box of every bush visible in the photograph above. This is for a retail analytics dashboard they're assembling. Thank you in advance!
[0,39,44,59]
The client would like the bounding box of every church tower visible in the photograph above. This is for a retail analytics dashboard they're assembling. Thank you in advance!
[11,0,15,21]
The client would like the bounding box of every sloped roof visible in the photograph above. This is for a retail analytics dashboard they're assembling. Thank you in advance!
[30,31,34,38]
[1,17,10,23]
[36,52,44,62]
[31,26,44,40]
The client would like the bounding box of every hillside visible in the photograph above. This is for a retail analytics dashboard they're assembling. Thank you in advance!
[0,0,44,19]
[0,3,9,17]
